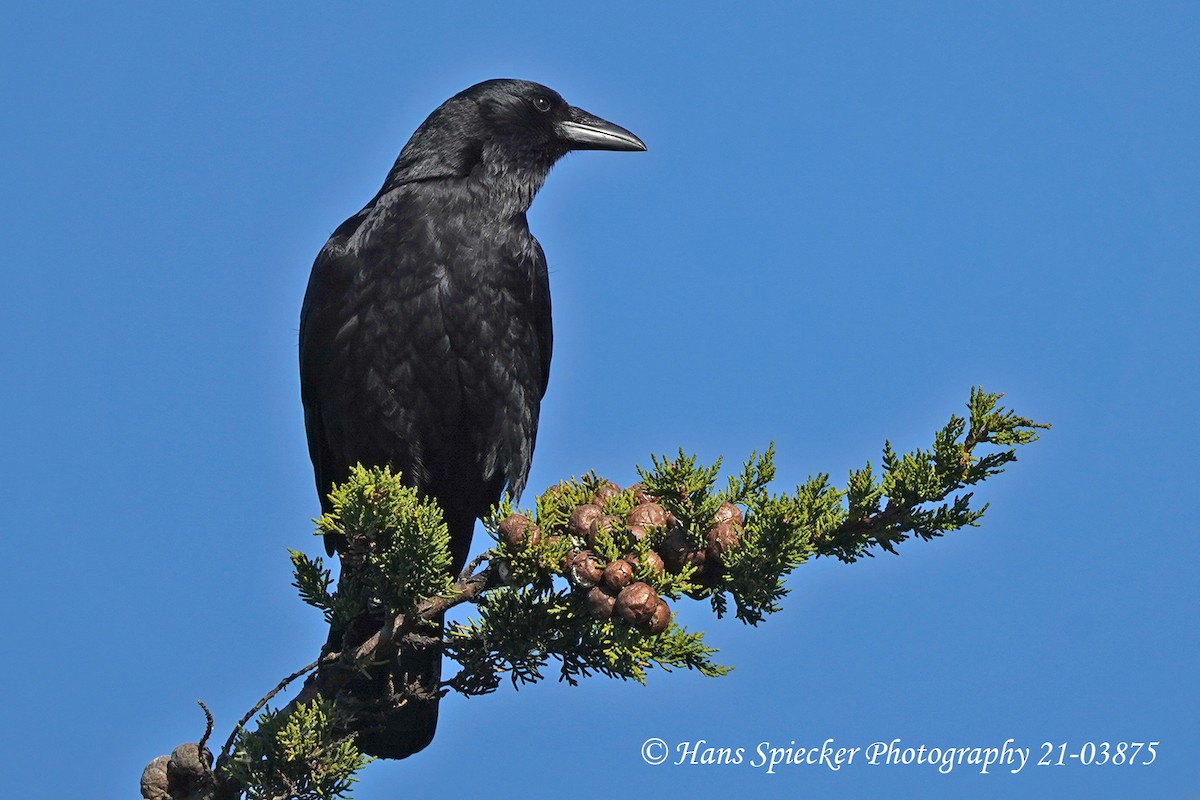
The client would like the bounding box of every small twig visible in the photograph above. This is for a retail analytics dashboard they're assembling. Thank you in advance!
[197,700,215,780]
[220,659,320,760]
[458,550,492,583]
[349,565,500,664]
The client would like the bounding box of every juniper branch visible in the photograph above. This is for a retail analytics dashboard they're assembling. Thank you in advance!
[143,387,1044,800]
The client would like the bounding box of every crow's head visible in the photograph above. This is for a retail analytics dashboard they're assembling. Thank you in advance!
[467,78,646,159]
[388,79,645,208]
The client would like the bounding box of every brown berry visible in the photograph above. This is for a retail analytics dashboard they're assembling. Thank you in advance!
[625,549,666,577]
[705,521,740,565]
[590,481,621,508]
[602,559,634,590]
[566,550,604,588]
[714,502,745,527]
[614,582,659,626]
[626,502,668,529]
[641,598,671,635]
[640,549,666,575]
[626,523,650,545]
[586,585,618,619]
[630,483,658,504]
[499,514,541,549]
[568,504,603,540]
[587,513,622,548]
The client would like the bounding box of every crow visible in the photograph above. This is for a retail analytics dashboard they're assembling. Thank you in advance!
[299,79,644,759]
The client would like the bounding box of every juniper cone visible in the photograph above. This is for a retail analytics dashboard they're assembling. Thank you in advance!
[586,585,618,619]
[567,551,604,587]
[615,582,659,625]
[601,559,634,590]
[591,481,622,507]
[634,549,666,575]
[298,79,644,759]
[705,521,740,564]
[627,502,667,529]
[588,514,622,547]
[500,514,541,549]
[643,598,671,635]
[627,523,651,544]
[630,483,657,504]
[569,504,604,539]
[714,501,744,526]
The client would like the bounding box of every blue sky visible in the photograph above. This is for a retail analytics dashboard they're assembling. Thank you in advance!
[2,2,1197,798]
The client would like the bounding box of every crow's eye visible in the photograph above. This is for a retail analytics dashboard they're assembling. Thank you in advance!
[532,96,552,113]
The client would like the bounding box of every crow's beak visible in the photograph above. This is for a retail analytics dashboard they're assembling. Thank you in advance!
[557,107,647,152]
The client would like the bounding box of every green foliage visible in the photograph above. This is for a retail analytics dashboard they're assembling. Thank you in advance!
[223,699,369,800]
[290,549,335,623]
[640,451,725,549]
[714,491,815,624]
[311,465,454,621]
[444,585,729,695]
[815,387,1050,562]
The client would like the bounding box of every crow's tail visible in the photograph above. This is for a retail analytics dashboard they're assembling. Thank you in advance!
[324,610,444,760]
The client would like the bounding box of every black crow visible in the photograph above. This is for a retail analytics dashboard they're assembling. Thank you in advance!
[299,79,644,758]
